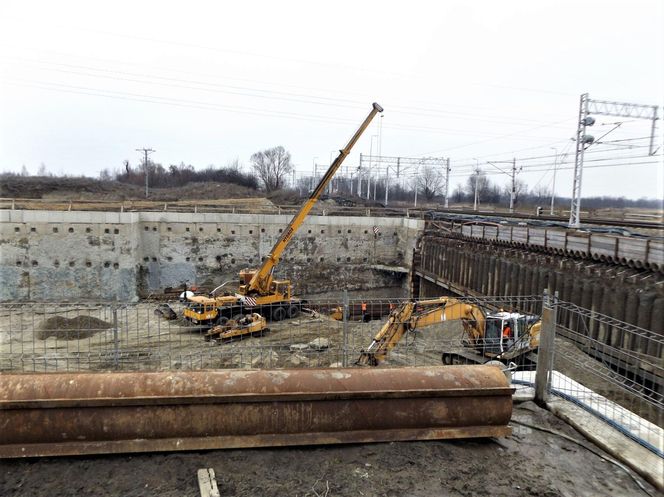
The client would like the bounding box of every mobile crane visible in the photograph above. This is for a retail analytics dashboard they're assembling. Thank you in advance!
[181,102,384,329]
[356,297,541,366]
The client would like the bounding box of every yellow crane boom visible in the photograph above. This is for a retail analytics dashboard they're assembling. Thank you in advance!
[243,102,384,296]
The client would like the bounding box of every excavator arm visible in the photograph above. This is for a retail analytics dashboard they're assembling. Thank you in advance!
[356,297,481,366]
[356,302,416,366]
[245,103,384,296]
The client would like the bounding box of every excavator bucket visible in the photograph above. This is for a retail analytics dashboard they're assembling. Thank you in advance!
[0,366,513,457]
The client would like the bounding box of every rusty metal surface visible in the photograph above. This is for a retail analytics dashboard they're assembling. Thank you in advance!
[0,366,513,458]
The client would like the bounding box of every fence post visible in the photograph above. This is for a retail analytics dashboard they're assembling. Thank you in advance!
[535,290,557,405]
[112,306,119,370]
[342,290,349,367]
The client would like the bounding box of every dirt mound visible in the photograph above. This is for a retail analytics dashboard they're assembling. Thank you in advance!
[37,315,112,340]
[1,176,261,202]
[1,176,138,200]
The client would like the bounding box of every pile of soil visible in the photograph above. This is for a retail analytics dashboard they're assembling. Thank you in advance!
[37,316,112,340]
[0,176,261,202]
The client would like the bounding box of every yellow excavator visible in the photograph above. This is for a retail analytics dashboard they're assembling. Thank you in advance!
[356,297,541,366]
[181,102,384,330]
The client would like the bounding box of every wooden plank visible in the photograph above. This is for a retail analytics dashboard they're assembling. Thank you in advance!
[198,468,220,497]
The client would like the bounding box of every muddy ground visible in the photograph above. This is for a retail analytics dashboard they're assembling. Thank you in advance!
[1,303,659,496]
[0,401,657,497]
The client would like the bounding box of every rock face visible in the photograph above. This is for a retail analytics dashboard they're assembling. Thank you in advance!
[289,343,309,352]
[308,337,330,351]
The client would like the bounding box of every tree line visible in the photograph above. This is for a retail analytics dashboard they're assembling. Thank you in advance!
[3,146,660,209]
[104,160,259,190]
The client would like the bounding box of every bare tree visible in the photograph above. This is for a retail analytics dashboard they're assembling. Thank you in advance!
[531,184,551,199]
[416,165,443,201]
[465,171,494,203]
[250,146,293,192]
[453,183,465,202]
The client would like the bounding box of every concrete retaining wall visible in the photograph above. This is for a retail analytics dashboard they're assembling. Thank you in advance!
[0,210,423,301]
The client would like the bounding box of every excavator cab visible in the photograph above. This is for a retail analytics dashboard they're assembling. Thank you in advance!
[482,313,516,355]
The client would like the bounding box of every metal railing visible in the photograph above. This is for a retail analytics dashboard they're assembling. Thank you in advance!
[0,197,429,218]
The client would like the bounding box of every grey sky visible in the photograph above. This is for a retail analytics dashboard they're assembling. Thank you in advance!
[1,0,662,200]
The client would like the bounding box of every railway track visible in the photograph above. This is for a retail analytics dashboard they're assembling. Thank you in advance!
[423,209,663,231]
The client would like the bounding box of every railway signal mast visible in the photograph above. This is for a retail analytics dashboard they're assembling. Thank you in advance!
[568,94,659,228]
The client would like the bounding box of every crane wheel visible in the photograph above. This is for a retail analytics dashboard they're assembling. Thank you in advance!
[272,306,287,322]
[288,304,300,319]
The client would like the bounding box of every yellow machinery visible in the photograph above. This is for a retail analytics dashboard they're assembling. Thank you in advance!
[204,313,268,341]
[356,297,541,366]
[182,102,384,326]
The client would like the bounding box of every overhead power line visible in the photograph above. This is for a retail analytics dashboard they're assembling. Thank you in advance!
[0,76,571,141]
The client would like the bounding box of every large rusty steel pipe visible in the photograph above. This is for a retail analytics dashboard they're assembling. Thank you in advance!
[0,366,513,458]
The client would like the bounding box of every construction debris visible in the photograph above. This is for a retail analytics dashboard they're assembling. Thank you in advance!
[197,468,220,497]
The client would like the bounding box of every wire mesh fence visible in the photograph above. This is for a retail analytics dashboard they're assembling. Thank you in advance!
[1,293,661,454]
[544,298,663,457]
[0,295,543,374]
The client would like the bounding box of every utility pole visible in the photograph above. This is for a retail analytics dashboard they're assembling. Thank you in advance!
[550,147,558,215]
[509,158,517,213]
[649,106,659,155]
[357,158,362,197]
[367,135,378,200]
[384,164,390,206]
[135,148,155,198]
[414,163,420,207]
[357,166,362,198]
[473,160,480,211]
[311,157,318,192]
[444,158,450,208]
[373,171,377,201]
[569,93,591,228]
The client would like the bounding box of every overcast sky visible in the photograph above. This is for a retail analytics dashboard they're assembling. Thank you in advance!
[1,0,662,201]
